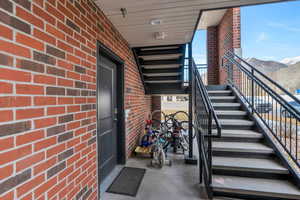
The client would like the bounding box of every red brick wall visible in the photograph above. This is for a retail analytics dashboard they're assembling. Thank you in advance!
[0,0,151,199]
[207,8,241,85]
[232,8,241,49]
[151,96,161,121]
[207,26,219,85]
[218,9,234,84]
[232,8,242,87]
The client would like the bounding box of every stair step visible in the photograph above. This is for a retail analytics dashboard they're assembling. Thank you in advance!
[142,64,181,69]
[210,96,235,99]
[212,129,264,139]
[144,80,182,83]
[212,103,241,107]
[141,59,181,66]
[213,119,255,130]
[212,103,241,110]
[208,90,232,94]
[215,110,248,120]
[212,141,274,155]
[143,72,181,77]
[208,90,232,96]
[215,110,247,116]
[217,119,254,126]
[212,175,300,199]
[212,156,289,174]
[206,85,228,91]
[139,53,182,60]
[209,95,236,99]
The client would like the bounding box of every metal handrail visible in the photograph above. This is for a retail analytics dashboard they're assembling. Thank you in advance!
[223,51,300,167]
[228,51,300,104]
[192,59,222,137]
[224,52,300,119]
[191,57,222,199]
[184,60,207,83]
[224,51,300,116]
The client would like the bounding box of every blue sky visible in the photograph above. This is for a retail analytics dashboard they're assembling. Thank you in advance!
[192,1,300,63]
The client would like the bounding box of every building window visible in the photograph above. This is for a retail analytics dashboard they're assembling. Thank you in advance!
[176,96,188,102]
[166,96,173,102]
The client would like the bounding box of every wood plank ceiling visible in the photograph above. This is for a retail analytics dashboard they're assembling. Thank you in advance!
[95,0,286,47]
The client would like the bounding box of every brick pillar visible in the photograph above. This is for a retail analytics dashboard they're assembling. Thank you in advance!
[151,96,161,121]
[233,8,241,50]
[206,8,241,85]
[232,8,242,88]
[207,26,219,85]
[218,9,233,84]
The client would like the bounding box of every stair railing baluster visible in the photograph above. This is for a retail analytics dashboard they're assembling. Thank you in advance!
[191,56,222,199]
[251,68,254,114]
[222,50,300,169]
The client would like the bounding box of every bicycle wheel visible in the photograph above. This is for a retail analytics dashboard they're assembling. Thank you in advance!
[151,110,166,122]
[158,149,166,168]
[164,116,175,129]
[179,121,196,151]
[173,111,189,123]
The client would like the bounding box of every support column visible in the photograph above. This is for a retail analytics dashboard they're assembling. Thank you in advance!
[185,42,197,165]
[207,26,219,85]
[206,8,241,85]
[151,96,161,121]
[232,8,242,88]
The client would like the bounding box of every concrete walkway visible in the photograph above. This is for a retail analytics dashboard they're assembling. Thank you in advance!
[102,152,209,200]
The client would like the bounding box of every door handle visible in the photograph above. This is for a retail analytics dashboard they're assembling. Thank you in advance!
[114,108,118,122]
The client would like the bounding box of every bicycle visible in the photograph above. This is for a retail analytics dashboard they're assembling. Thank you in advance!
[164,111,197,154]
[150,130,172,168]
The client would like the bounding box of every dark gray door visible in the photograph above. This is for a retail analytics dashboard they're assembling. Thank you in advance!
[98,55,117,183]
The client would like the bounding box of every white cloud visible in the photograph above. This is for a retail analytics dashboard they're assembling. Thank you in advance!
[267,22,300,33]
[261,56,275,60]
[256,32,268,42]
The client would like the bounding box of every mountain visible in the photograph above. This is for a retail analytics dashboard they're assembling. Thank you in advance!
[269,61,300,93]
[244,57,300,94]
[246,58,288,73]
[281,56,300,65]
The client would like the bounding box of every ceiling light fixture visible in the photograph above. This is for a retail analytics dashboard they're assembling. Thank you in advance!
[154,32,166,40]
[120,8,127,18]
[150,19,163,25]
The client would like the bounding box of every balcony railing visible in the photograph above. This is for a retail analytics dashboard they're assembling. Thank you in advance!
[184,58,207,85]
[223,51,300,168]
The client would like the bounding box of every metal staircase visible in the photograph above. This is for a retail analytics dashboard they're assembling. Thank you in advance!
[191,53,300,199]
[208,86,300,200]
[133,44,187,94]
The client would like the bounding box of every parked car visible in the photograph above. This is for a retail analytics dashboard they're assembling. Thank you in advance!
[281,101,300,118]
[246,97,273,113]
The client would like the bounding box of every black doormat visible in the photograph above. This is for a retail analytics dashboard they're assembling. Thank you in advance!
[106,167,146,197]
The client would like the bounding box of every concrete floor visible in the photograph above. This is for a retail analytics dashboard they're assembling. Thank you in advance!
[101,152,209,200]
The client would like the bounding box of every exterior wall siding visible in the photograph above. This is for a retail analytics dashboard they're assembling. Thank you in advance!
[0,0,151,199]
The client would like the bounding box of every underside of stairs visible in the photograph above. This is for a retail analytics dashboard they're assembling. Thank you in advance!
[207,85,300,200]
[133,44,188,95]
